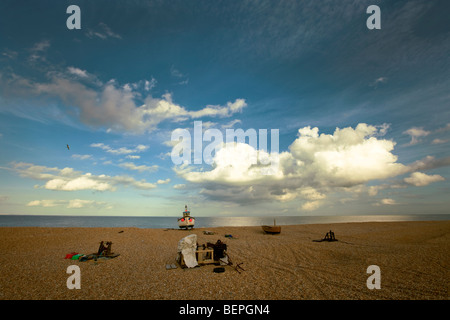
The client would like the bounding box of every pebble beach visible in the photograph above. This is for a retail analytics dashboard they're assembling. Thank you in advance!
[0,220,448,300]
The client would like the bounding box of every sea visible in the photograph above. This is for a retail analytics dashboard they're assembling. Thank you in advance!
[0,214,449,228]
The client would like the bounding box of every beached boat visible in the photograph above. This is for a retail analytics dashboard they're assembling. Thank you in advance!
[178,205,195,229]
[262,219,281,234]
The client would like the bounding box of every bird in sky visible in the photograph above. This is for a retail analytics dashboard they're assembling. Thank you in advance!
[66,144,70,150]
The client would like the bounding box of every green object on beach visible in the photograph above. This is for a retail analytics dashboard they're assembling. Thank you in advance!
[71,254,83,260]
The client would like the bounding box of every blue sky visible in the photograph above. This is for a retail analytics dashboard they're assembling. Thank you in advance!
[0,0,449,216]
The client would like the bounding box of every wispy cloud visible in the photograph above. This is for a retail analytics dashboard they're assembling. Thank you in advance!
[125,155,140,159]
[374,198,398,206]
[221,119,242,129]
[28,40,50,63]
[86,23,122,40]
[370,77,388,88]
[1,49,18,60]
[90,143,148,155]
[119,162,158,173]
[403,123,450,146]
[71,154,92,160]
[431,138,448,144]
[27,199,112,209]
[170,65,189,85]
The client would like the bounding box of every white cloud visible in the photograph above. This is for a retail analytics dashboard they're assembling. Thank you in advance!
[67,67,89,78]
[27,199,61,207]
[65,67,102,86]
[144,78,157,91]
[175,142,282,184]
[29,73,246,133]
[44,175,114,191]
[126,78,157,92]
[119,162,158,173]
[431,139,448,144]
[27,199,111,209]
[71,154,92,160]
[173,184,186,189]
[90,143,149,155]
[156,178,171,184]
[188,99,247,118]
[67,199,105,209]
[163,139,179,147]
[404,172,445,187]
[126,155,141,159]
[301,200,323,211]
[175,123,411,206]
[1,65,246,134]
[403,127,430,145]
[380,198,397,205]
[12,162,157,191]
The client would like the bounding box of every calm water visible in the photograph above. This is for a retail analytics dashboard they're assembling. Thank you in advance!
[0,214,448,228]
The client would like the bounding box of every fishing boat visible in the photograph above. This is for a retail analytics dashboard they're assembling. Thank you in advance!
[261,219,281,234]
[178,205,195,229]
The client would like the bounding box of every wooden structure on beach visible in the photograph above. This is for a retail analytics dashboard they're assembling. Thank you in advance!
[262,219,281,234]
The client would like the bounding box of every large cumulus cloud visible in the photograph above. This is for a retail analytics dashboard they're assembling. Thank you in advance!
[175,123,445,208]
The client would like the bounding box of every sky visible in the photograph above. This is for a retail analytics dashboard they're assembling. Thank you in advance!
[0,0,449,217]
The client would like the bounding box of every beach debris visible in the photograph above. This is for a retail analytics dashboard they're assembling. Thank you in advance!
[207,239,227,261]
[118,230,124,233]
[213,267,225,273]
[313,230,338,242]
[64,252,79,259]
[196,246,215,265]
[66,241,120,262]
[224,234,239,239]
[203,230,216,235]
[97,241,113,256]
[176,236,244,272]
[220,252,245,274]
[177,234,199,268]
[166,264,178,270]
